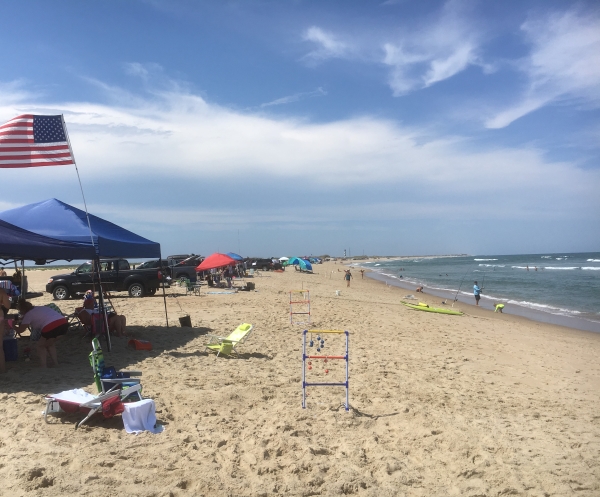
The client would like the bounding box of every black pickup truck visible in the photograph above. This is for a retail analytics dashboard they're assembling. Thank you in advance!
[46,258,163,300]
[167,254,203,282]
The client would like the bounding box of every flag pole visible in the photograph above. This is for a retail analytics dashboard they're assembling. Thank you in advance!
[61,115,111,351]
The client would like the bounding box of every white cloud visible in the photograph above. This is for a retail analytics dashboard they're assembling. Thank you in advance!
[486,8,600,128]
[382,0,482,95]
[302,26,351,62]
[0,75,598,232]
[260,87,326,108]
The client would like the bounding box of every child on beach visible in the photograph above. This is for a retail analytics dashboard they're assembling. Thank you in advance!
[344,270,353,287]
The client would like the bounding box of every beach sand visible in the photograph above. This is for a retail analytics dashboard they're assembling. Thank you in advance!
[1,262,599,496]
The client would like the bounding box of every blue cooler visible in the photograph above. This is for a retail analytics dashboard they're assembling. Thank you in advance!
[3,338,18,362]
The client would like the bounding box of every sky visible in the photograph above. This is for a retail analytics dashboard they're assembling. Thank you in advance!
[1,0,599,258]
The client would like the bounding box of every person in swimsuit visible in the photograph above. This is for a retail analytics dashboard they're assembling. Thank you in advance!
[344,270,353,287]
[14,301,69,368]
[0,288,11,373]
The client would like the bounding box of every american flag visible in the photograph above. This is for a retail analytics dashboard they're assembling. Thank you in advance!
[0,114,75,168]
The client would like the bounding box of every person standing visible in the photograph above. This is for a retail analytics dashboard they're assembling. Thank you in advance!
[360,269,365,279]
[473,281,483,306]
[344,270,353,287]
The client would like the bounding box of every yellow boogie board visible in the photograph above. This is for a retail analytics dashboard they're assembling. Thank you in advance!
[401,301,463,315]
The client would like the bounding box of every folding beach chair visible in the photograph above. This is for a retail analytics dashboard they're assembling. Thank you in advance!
[44,384,142,429]
[89,338,142,401]
[205,323,254,357]
[44,303,80,331]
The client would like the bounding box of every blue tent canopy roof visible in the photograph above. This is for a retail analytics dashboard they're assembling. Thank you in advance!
[0,199,161,259]
[226,252,244,261]
[0,219,94,261]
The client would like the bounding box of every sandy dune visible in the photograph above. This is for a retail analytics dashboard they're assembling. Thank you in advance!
[1,262,599,496]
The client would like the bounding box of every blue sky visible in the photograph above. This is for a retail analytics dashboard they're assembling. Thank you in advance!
[1,0,599,258]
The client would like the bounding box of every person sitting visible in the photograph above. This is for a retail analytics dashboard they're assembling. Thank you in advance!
[0,279,20,300]
[77,291,127,337]
[13,300,68,368]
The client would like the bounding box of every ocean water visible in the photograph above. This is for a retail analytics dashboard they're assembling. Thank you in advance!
[357,252,600,333]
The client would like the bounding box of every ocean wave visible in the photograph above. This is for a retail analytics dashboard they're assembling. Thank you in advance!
[374,264,381,266]
[582,267,600,271]
[541,256,552,259]
[478,264,505,268]
[507,299,581,317]
[474,258,497,261]
[587,259,600,262]
[544,267,579,270]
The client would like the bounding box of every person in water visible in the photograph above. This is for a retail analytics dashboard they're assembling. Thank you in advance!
[473,281,482,305]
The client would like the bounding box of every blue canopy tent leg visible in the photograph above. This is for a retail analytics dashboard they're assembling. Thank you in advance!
[160,258,169,328]
[93,258,111,353]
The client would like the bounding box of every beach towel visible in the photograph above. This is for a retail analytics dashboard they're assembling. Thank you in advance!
[122,399,164,434]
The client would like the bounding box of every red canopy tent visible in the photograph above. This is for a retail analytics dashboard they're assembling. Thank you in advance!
[196,253,237,271]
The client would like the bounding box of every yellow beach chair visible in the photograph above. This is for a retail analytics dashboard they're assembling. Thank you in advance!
[205,323,254,357]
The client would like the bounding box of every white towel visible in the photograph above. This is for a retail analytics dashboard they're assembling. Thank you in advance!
[122,399,164,434]
[50,389,96,403]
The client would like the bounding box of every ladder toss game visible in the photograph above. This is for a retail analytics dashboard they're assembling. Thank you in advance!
[302,329,349,411]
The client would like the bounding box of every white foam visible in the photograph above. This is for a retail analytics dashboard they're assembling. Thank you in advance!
[586,259,600,262]
[474,258,497,261]
[374,264,381,266]
[507,299,581,317]
[544,267,579,270]
[582,267,600,271]
[478,264,505,268]
[541,256,552,259]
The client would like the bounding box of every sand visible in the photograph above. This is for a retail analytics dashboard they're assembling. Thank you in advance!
[1,262,599,496]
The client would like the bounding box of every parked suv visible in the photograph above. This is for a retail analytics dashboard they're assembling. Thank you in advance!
[248,258,283,271]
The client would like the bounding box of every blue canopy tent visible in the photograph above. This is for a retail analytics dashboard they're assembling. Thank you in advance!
[287,257,313,272]
[0,219,94,262]
[0,199,160,259]
[0,199,168,339]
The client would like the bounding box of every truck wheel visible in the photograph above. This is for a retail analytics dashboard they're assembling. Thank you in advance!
[128,283,145,298]
[52,285,70,300]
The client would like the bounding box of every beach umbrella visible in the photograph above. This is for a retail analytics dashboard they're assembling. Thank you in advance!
[196,253,236,271]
